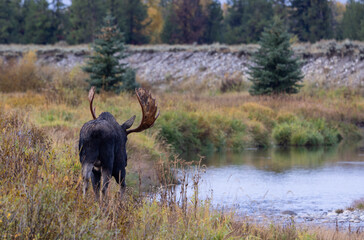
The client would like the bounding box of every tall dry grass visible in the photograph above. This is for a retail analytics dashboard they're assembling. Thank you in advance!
[1,52,364,239]
[0,51,43,92]
[2,112,363,239]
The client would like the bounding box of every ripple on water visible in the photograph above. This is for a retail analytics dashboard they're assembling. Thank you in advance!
[178,143,364,227]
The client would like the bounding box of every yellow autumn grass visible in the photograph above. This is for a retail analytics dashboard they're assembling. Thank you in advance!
[1,53,364,239]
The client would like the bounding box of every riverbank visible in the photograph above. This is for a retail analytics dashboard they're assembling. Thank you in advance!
[1,53,363,151]
[0,40,364,92]
[1,49,364,238]
[189,144,364,230]
[1,90,364,239]
[1,110,364,239]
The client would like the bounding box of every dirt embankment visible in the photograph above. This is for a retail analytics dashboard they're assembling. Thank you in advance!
[1,40,364,91]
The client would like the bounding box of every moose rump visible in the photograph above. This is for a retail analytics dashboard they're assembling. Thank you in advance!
[79,112,128,200]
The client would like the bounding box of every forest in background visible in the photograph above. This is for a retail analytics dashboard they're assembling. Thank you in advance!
[1,0,364,45]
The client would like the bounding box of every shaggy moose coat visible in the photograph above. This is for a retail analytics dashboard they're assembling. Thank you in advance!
[79,87,158,201]
[79,112,135,199]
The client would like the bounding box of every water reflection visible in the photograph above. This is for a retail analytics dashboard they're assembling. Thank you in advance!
[181,140,364,217]
[197,141,364,173]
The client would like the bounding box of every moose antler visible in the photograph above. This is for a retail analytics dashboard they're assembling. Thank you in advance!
[88,87,97,120]
[127,88,160,135]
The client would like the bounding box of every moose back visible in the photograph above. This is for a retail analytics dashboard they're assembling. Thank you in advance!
[79,87,159,201]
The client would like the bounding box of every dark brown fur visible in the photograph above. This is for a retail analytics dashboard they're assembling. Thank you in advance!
[79,112,135,200]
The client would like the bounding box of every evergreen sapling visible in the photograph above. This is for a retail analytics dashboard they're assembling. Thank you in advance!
[83,15,139,93]
[249,19,303,95]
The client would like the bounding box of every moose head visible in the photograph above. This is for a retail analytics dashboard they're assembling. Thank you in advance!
[79,87,159,201]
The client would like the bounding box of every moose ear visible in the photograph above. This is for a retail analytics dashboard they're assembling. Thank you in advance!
[121,115,136,130]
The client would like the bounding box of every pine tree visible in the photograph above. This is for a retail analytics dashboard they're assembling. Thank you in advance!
[83,15,139,93]
[202,0,223,43]
[23,0,56,44]
[174,0,205,43]
[223,0,246,44]
[0,0,21,43]
[307,0,333,41]
[51,0,67,42]
[67,0,106,44]
[161,1,182,44]
[289,0,310,41]
[244,0,273,43]
[224,0,273,44]
[249,18,303,95]
[329,1,346,39]
[289,0,333,42]
[111,0,149,44]
[341,0,364,41]
[272,0,288,21]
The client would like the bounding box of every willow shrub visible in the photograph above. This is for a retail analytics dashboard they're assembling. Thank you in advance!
[242,102,276,130]
[0,51,43,93]
[273,118,341,146]
[157,111,248,154]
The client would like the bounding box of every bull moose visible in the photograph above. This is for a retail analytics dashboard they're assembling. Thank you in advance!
[79,87,159,201]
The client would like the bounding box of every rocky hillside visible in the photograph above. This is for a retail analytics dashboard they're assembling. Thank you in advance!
[1,40,363,92]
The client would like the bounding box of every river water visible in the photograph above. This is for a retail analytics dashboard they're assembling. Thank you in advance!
[181,141,364,225]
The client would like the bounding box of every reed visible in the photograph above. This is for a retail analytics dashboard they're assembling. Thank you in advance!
[1,54,364,239]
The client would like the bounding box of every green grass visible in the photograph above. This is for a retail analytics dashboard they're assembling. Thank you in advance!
[273,119,340,146]
[1,56,364,239]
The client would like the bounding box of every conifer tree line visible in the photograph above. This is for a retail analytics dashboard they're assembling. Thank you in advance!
[1,0,363,45]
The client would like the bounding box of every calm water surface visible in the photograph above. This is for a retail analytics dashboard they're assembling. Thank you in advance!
[183,141,364,218]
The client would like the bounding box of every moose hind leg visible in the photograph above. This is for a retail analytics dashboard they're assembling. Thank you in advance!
[113,167,126,198]
[91,168,101,201]
[100,147,114,201]
[101,168,112,202]
[80,146,99,198]
[82,163,94,197]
